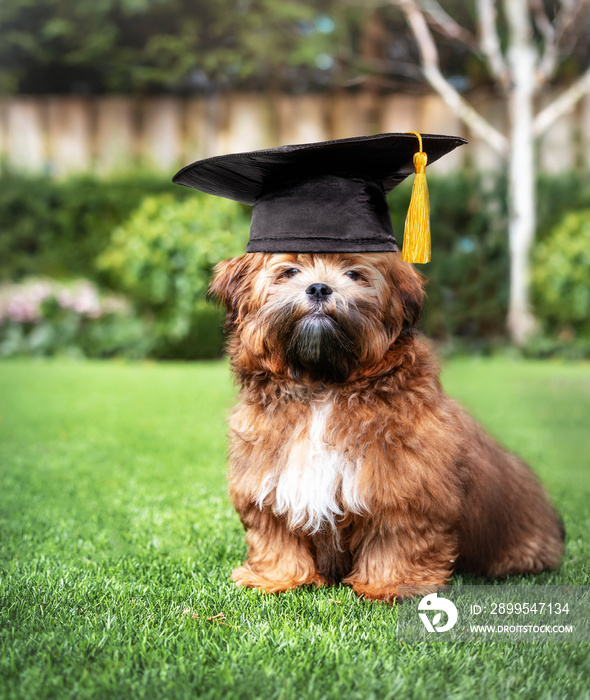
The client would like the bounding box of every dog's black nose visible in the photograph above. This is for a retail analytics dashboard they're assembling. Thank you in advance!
[306,283,333,301]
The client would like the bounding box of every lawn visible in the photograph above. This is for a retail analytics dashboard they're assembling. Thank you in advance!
[1,357,589,700]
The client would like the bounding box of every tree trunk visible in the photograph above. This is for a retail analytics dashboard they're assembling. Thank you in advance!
[505,0,538,345]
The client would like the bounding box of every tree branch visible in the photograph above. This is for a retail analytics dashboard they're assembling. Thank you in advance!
[391,0,509,156]
[419,0,480,53]
[529,0,558,87]
[533,65,590,136]
[475,0,510,91]
[555,0,588,47]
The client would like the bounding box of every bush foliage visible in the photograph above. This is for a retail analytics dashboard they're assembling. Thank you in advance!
[532,209,590,336]
[98,194,250,358]
[0,174,191,282]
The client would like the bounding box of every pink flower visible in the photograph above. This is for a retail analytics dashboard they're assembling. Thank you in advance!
[0,278,130,324]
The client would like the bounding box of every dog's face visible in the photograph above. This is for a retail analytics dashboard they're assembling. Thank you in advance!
[209,252,424,383]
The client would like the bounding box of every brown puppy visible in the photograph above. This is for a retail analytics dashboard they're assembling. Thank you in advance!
[209,251,564,602]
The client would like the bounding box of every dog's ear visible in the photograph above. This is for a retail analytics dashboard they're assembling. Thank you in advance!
[395,261,426,332]
[207,255,256,328]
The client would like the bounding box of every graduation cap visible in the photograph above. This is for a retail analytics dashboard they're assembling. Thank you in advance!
[172,132,467,263]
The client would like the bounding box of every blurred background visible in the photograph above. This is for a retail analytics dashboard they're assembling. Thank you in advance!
[1,0,590,361]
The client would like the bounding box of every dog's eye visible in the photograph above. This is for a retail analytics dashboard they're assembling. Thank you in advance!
[345,270,363,281]
[281,268,301,279]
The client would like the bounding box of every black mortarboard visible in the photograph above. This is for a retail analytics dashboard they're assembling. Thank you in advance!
[172,132,467,259]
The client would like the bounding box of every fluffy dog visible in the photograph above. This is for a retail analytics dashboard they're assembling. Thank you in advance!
[209,251,564,602]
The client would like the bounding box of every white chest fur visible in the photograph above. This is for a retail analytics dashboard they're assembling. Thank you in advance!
[255,400,365,533]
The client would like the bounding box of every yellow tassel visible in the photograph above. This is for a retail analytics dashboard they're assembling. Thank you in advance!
[401,131,431,264]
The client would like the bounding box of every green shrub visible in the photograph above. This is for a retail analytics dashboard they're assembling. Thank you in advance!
[532,209,590,337]
[98,194,250,359]
[523,334,590,361]
[0,174,191,281]
[536,173,590,244]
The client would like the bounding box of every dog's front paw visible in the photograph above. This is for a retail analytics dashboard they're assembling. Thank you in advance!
[346,579,443,604]
[231,564,327,593]
[347,580,401,604]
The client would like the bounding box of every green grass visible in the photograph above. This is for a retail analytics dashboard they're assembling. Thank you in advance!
[1,357,589,700]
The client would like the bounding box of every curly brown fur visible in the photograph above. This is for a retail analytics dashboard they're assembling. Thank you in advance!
[209,252,564,602]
